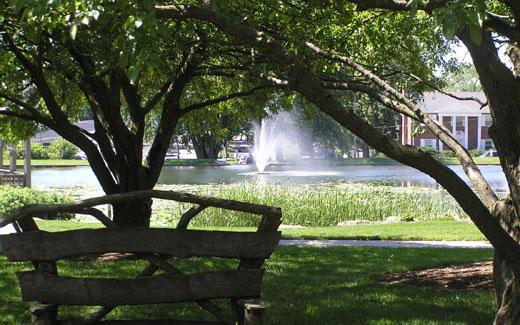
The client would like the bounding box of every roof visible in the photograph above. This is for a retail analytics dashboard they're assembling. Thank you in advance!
[33,120,95,142]
[420,92,489,115]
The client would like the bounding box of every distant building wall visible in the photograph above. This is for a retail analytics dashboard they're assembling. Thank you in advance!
[401,92,494,151]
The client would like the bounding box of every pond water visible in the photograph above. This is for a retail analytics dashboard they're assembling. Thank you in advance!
[31,163,509,193]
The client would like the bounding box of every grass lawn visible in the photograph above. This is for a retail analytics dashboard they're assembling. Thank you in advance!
[163,159,230,166]
[280,220,486,241]
[15,159,90,166]
[37,220,487,241]
[440,157,500,165]
[0,246,494,324]
[8,159,234,167]
[333,156,500,166]
[333,157,402,165]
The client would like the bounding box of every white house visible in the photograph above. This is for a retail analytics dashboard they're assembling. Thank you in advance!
[401,92,494,151]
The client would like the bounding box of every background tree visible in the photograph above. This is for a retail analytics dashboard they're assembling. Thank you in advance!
[170,78,273,159]
[443,64,482,92]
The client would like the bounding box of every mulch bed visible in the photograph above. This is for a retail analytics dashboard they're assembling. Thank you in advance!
[380,261,493,291]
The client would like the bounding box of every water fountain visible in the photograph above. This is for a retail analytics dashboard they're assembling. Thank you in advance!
[253,119,277,173]
[253,111,302,173]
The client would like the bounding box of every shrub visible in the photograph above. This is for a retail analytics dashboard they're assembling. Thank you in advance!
[0,186,73,220]
[419,147,440,158]
[30,143,50,159]
[439,150,455,157]
[469,149,487,157]
[14,142,49,159]
[48,138,78,159]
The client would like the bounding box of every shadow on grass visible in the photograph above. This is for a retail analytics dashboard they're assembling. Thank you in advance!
[0,246,494,324]
[263,247,494,324]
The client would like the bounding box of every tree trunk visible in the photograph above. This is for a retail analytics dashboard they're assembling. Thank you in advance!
[112,198,153,227]
[0,140,4,168]
[491,199,520,325]
[361,142,370,158]
[494,251,520,325]
[192,135,219,159]
[205,135,219,159]
[192,136,209,159]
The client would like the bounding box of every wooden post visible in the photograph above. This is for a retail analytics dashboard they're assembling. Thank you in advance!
[24,138,31,187]
[31,304,57,325]
[9,145,16,172]
[244,302,264,325]
[0,139,4,169]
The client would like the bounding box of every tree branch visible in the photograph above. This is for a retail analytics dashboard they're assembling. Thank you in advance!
[144,42,205,186]
[484,13,520,44]
[0,92,56,126]
[143,79,172,114]
[395,70,488,108]
[181,85,269,115]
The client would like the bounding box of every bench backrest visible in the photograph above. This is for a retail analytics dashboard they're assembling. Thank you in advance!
[0,189,282,324]
[1,228,281,306]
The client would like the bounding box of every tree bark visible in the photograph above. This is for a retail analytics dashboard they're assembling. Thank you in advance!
[111,198,153,227]
[494,251,520,325]
[0,140,4,168]
[192,136,209,159]
[192,134,220,159]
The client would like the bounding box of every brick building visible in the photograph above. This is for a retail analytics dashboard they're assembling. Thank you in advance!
[401,92,494,151]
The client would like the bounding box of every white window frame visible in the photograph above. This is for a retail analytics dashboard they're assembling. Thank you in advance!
[481,139,494,150]
[420,139,437,149]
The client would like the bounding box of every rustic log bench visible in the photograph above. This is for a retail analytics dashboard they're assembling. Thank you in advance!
[0,190,282,325]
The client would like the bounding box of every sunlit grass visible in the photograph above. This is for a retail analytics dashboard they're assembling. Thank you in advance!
[0,247,494,324]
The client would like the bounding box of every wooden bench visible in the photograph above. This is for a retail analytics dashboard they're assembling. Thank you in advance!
[0,190,282,325]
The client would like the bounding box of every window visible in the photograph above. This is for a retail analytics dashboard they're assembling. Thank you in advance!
[420,139,437,149]
[481,139,494,150]
[483,114,492,127]
[455,116,465,128]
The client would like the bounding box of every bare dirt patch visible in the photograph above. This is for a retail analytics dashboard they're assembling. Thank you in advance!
[380,261,493,291]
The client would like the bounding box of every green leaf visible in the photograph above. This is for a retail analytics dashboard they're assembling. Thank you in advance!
[127,65,139,81]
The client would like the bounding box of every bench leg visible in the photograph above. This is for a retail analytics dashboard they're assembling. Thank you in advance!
[31,304,57,325]
[243,302,265,325]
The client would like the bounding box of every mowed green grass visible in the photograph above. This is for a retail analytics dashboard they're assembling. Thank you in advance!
[37,220,487,241]
[9,158,230,167]
[15,159,89,166]
[0,246,494,324]
[334,156,500,166]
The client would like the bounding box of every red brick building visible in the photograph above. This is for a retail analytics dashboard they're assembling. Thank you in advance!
[401,92,494,151]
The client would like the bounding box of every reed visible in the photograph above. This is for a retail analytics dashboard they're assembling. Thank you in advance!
[151,183,465,227]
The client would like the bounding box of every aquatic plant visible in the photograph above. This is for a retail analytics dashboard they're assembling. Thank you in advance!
[151,183,465,227]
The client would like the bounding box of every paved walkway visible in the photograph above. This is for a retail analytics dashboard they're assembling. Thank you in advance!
[280,239,492,249]
[0,224,492,249]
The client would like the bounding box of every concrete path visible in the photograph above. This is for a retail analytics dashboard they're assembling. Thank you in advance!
[0,224,492,249]
[280,239,492,249]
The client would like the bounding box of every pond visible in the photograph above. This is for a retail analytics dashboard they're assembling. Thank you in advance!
[31,163,508,193]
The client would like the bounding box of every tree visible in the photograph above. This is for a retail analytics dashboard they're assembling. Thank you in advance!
[170,78,273,159]
[0,2,269,226]
[152,2,520,323]
[3,1,519,320]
